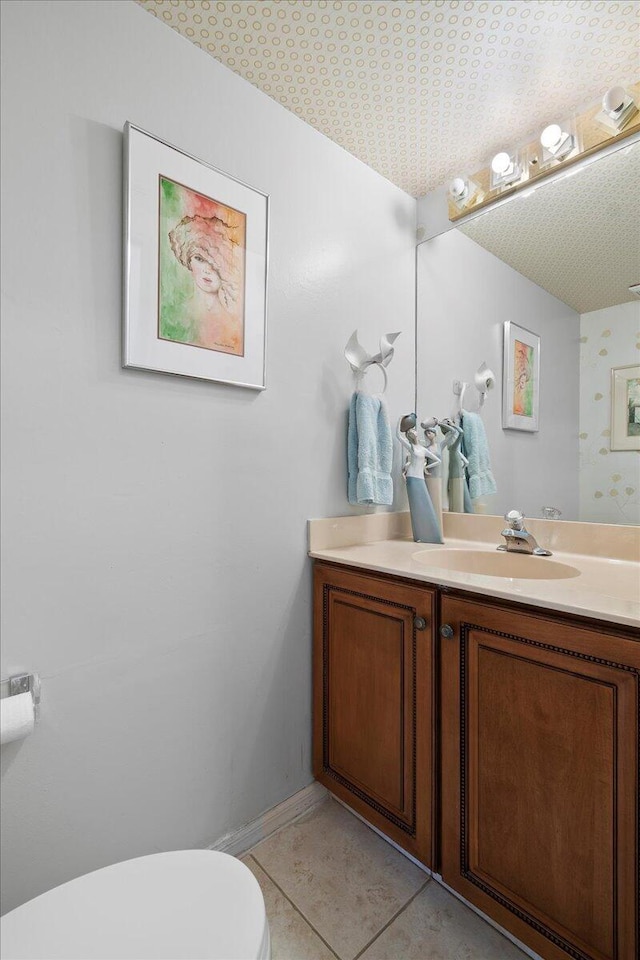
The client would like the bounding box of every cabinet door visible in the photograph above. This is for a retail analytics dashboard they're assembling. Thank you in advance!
[313,563,435,866]
[440,594,639,960]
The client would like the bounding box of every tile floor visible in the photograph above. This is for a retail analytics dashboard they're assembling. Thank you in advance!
[243,796,528,960]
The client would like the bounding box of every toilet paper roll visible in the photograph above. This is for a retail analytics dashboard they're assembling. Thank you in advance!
[1,692,35,745]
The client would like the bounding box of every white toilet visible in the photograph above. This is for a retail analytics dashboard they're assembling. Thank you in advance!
[0,850,270,960]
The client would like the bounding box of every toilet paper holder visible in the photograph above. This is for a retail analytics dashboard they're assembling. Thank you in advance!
[0,672,41,719]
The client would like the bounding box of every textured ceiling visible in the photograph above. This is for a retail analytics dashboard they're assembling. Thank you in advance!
[136,0,640,197]
[459,140,640,314]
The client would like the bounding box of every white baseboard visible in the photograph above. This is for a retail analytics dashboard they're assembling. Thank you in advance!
[210,781,328,858]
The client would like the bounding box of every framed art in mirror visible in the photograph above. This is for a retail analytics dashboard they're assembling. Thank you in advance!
[611,364,640,451]
[123,123,269,389]
[502,321,540,432]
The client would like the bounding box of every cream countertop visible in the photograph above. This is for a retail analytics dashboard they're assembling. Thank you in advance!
[308,513,640,630]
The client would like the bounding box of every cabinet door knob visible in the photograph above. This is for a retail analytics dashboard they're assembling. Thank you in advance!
[414,616,428,631]
[440,624,454,639]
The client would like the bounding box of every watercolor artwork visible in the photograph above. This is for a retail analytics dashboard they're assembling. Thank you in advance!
[159,177,246,357]
[502,321,539,431]
[123,123,268,388]
[512,339,534,418]
[627,377,640,437]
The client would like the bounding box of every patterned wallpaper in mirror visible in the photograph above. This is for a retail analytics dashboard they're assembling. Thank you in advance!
[579,302,640,526]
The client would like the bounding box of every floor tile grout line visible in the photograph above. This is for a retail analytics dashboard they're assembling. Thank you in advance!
[351,876,433,960]
[248,855,342,960]
[241,794,331,862]
[430,877,530,958]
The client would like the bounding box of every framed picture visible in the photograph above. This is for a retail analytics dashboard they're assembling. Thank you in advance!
[123,123,269,389]
[502,321,540,432]
[611,364,640,451]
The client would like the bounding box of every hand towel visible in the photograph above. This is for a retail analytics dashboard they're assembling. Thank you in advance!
[459,430,475,514]
[347,392,393,505]
[446,423,467,512]
[461,411,497,500]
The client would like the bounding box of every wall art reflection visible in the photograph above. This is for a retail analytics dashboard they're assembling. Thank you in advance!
[502,321,540,432]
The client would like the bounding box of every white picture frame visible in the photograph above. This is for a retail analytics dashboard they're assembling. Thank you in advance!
[611,364,640,451]
[123,123,269,389]
[502,321,540,432]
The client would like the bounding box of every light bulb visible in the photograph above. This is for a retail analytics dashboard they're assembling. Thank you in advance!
[491,152,512,176]
[602,86,626,116]
[450,177,468,200]
[540,124,563,151]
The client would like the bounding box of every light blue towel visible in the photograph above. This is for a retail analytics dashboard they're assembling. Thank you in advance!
[461,411,497,500]
[348,392,393,505]
[459,430,475,514]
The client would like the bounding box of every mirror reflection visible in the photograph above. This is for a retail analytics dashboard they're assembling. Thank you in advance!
[417,138,640,526]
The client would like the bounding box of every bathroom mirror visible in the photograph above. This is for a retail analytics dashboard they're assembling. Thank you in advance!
[417,136,640,526]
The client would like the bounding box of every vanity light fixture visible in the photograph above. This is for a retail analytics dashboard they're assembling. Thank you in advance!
[448,176,483,210]
[447,79,639,223]
[540,123,575,162]
[449,177,469,201]
[490,151,521,189]
[597,85,639,132]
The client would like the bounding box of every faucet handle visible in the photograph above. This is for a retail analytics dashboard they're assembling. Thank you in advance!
[504,509,525,530]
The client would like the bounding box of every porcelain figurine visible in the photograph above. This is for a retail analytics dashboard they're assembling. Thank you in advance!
[421,417,444,537]
[397,414,443,544]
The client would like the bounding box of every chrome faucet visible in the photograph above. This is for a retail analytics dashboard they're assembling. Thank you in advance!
[497,510,552,556]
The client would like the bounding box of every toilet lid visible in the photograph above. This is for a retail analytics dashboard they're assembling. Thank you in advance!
[0,850,269,960]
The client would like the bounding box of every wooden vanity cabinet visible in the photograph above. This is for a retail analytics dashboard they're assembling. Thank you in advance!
[313,562,436,866]
[440,593,639,960]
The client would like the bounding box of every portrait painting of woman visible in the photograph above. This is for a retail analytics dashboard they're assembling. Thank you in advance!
[512,338,534,418]
[158,176,246,356]
[502,321,539,432]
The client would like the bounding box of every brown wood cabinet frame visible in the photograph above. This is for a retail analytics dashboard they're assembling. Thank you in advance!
[440,593,639,960]
[312,562,639,960]
[313,562,436,866]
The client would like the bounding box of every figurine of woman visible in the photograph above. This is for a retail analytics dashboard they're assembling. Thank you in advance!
[397,414,443,543]
[421,417,444,535]
[439,419,472,514]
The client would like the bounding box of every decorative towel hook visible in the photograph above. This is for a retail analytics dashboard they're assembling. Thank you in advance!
[345,330,401,394]
[453,363,496,415]
[0,672,41,722]
[474,362,496,408]
[452,379,468,417]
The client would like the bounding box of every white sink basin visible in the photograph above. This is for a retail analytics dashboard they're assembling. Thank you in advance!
[412,548,581,580]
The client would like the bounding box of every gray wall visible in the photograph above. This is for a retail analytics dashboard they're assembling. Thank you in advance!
[0,0,416,913]
[417,230,580,521]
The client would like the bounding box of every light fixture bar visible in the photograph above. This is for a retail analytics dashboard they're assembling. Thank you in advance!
[447,80,639,223]
[446,128,640,231]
